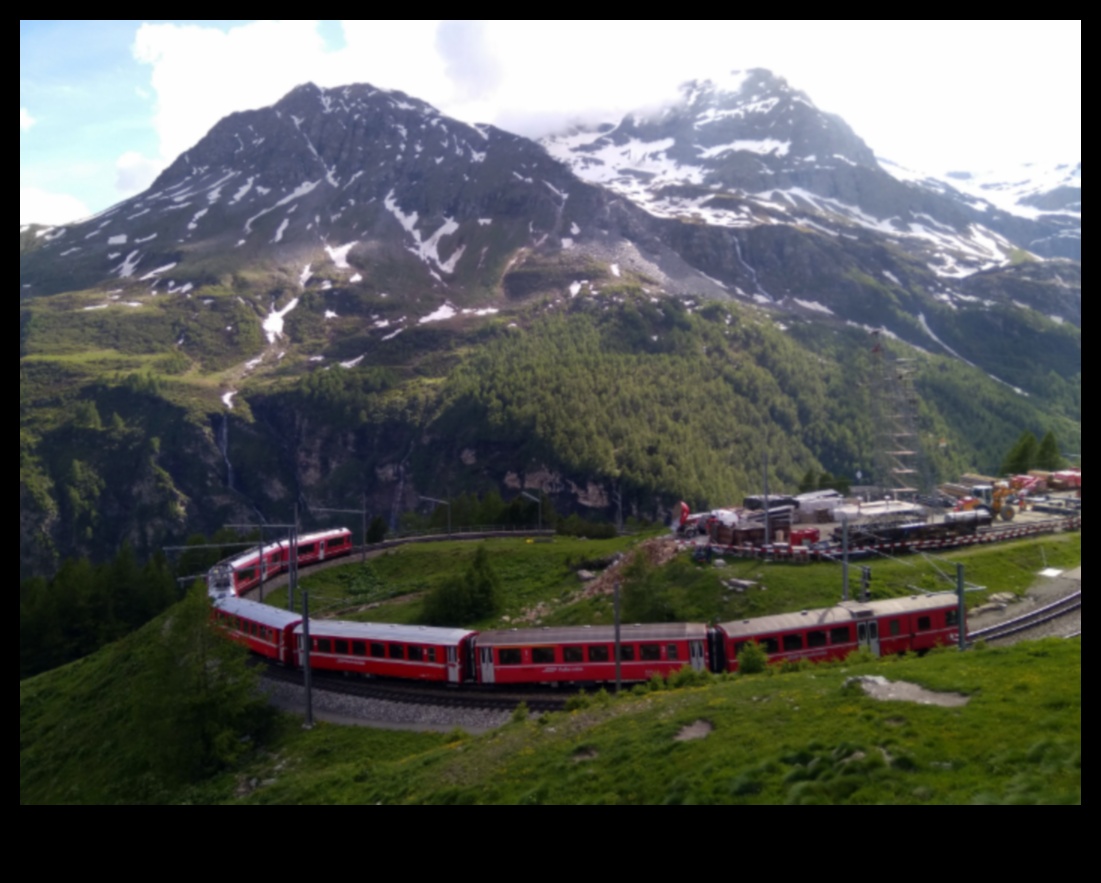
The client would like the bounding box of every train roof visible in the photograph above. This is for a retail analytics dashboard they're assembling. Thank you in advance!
[477,623,708,647]
[215,597,303,629]
[295,619,475,645]
[298,528,351,543]
[717,594,957,639]
[223,528,351,568]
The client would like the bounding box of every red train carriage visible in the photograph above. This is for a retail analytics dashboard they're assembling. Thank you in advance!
[294,620,477,684]
[716,594,961,672]
[214,596,303,666]
[475,623,710,685]
[293,528,354,567]
[207,528,354,598]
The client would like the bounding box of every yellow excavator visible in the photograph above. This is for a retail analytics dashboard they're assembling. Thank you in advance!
[954,482,1017,521]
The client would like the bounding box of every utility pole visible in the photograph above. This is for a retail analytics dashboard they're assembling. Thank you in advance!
[762,450,771,547]
[613,580,622,695]
[842,518,850,601]
[956,563,967,652]
[226,521,267,600]
[294,520,314,728]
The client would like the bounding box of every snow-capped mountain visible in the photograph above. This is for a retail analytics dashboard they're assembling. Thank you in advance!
[20,73,1079,366]
[543,69,1078,275]
[881,159,1081,261]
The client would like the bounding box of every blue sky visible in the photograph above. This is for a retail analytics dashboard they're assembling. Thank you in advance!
[20,20,1081,225]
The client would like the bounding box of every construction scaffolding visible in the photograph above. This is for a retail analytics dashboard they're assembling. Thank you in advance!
[868,332,931,499]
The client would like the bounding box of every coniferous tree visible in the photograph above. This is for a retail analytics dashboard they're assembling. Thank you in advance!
[1035,431,1065,471]
[1001,431,1040,475]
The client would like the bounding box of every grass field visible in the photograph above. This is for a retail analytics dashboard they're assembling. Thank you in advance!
[221,636,1081,805]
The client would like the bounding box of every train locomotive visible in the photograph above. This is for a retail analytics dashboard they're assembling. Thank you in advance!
[210,523,962,685]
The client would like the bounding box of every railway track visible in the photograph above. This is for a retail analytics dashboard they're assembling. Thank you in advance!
[968,591,1082,643]
[261,660,568,713]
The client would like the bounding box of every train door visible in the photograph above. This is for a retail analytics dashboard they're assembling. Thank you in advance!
[447,646,461,683]
[689,640,706,672]
[856,620,881,656]
[480,646,495,684]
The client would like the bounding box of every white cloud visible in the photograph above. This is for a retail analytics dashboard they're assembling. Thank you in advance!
[20,107,35,130]
[132,20,452,166]
[20,187,90,226]
[103,20,1074,201]
[115,150,163,196]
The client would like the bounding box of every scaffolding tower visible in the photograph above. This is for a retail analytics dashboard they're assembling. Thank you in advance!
[869,332,931,499]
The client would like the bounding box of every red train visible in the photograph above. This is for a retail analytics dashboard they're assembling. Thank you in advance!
[713,594,961,672]
[214,593,962,686]
[207,528,354,599]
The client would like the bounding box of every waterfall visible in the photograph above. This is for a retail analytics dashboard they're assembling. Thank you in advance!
[219,414,235,491]
[732,234,773,302]
[389,442,414,531]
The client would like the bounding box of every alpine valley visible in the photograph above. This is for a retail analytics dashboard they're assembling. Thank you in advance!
[19,70,1080,578]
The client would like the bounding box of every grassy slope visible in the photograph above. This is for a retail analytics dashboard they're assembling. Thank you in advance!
[190,639,1081,805]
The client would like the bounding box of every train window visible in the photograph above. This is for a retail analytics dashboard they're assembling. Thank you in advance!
[889,619,901,636]
[733,642,746,657]
[317,639,332,653]
[389,644,405,659]
[830,627,852,645]
[760,637,779,654]
[588,645,609,662]
[427,647,437,663]
[667,645,679,660]
[299,543,316,555]
[782,634,803,652]
[617,645,635,662]
[916,617,931,632]
[807,630,827,648]
[563,647,583,663]
[408,646,424,662]
[640,644,661,661]
[945,609,959,626]
[370,642,385,658]
[499,649,522,666]
[353,641,366,656]
[533,647,555,664]
[334,640,349,655]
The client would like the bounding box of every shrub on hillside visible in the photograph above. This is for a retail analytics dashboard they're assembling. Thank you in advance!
[737,641,769,675]
[421,545,501,626]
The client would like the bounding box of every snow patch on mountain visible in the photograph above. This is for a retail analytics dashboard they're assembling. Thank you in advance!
[244,180,321,233]
[419,302,457,323]
[325,241,357,269]
[699,138,790,159]
[383,190,465,275]
[263,298,300,343]
[139,262,177,281]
